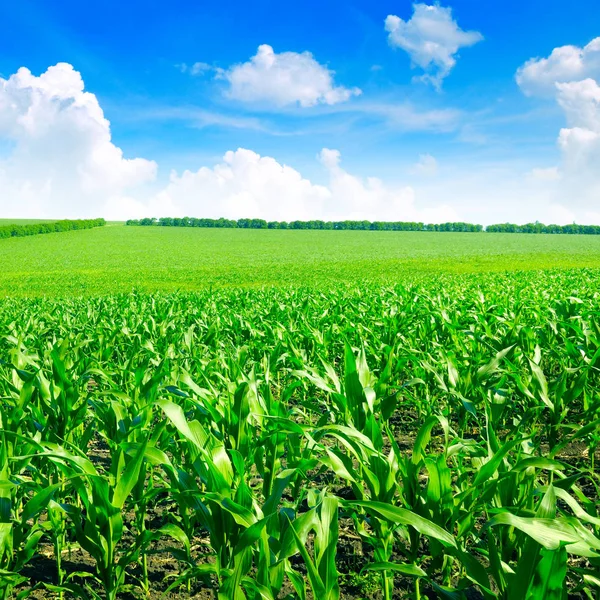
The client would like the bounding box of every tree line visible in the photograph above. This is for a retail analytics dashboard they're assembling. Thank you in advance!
[126,217,483,232]
[0,218,106,240]
[125,217,600,234]
[486,222,600,234]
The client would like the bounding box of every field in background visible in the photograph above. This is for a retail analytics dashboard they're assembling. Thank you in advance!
[1,220,599,599]
[2,222,600,295]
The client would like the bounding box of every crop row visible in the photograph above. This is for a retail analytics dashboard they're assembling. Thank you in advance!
[0,274,599,599]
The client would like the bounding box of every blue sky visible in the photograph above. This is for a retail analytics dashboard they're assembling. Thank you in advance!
[1,1,600,223]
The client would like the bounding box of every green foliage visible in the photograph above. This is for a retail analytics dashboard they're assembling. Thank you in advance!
[127,217,484,231]
[487,222,600,234]
[0,275,599,598]
[4,225,600,296]
[0,219,105,240]
[127,216,600,235]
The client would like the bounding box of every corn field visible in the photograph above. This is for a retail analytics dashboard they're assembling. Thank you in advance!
[1,273,599,599]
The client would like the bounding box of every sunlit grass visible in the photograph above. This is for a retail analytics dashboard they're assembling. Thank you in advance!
[2,224,600,296]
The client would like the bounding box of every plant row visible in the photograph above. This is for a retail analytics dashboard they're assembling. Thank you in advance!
[0,273,599,599]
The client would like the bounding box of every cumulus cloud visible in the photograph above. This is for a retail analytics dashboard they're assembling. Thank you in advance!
[221,44,361,107]
[152,147,456,223]
[0,63,157,218]
[517,41,600,214]
[317,148,456,222]
[154,149,330,221]
[556,78,600,131]
[385,3,483,88]
[0,63,456,223]
[516,38,600,97]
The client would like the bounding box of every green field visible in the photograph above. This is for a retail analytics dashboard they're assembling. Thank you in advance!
[2,223,600,296]
[0,224,599,600]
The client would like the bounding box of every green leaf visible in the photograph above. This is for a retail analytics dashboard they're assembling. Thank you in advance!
[112,439,147,509]
[487,513,600,557]
[526,546,567,600]
[347,501,457,548]
[362,562,427,577]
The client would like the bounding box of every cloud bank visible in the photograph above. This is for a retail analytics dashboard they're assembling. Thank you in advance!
[0,63,157,218]
[153,147,456,223]
[0,63,455,223]
[2,59,599,226]
[517,38,600,214]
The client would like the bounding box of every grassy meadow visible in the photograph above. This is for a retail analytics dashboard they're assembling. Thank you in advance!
[0,222,599,600]
[2,222,600,295]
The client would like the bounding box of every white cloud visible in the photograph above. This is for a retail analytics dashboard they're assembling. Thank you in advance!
[385,3,483,88]
[556,78,600,131]
[318,148,341,170]
[317,148,456,222]
[516,38,600,97]
[0,63,157,218]
[221,44,361,107]
[154,149,330,221]
[178,61,213,76]
[5,61,597,226]
[517,41,600,216]
[528,166,561,182]
[0,63,454,223]
[412,153,438,176]
[521,52,600,172]
[556,79,600,178]
[134,106,268,132]
[151,148,456,223]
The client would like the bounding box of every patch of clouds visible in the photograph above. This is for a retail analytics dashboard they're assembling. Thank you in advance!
[4,61,598,226]
[457,124,488,145]
[317,148,456,222]
[152,147,456,223]
[516,38,600,97]
[0,63,157,218]
[0,64,456,223]
[517,40,600,212]
[221,44,361,107]
[528,167,561,182]
[556,78,600,131]
[154,149,330,221]
[412,153,438,176]
[177,61,213,76]
[385,3,483,89]
[132,106,268,132]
